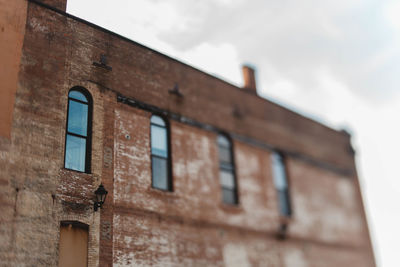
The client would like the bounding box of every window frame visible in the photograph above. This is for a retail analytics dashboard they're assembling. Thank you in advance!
[64,87,93,173]
[217,133,239,205]
[150,114,173,191]
[271,151,292,217]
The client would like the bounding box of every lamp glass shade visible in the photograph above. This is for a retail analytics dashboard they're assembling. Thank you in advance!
[95,184,108,204]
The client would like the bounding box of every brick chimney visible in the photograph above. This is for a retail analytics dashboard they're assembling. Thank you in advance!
[242,65,257,94]
[37,0,67,11]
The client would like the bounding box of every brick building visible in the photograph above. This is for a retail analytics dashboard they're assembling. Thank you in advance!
[0,0,376,266]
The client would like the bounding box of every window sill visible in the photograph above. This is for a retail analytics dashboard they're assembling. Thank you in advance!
[148,186,177,197]
[219,202,243,214]
[60,168,93,177]
[279,214,293,224]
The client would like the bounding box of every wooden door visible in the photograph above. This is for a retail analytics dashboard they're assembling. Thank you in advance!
[58,222,88,267]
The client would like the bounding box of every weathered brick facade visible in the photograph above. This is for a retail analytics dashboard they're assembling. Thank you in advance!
[0,0,375,266]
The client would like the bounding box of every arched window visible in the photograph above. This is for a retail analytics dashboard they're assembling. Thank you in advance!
[217,134,238,204]
[64,88,92,173]
[271,152,291,216]
[150,115,171,191]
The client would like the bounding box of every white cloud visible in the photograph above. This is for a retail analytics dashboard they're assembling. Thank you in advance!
[384,0,400,33]
[180,42,242,85]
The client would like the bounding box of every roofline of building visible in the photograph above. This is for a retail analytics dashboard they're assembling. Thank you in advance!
[28,0,352,140]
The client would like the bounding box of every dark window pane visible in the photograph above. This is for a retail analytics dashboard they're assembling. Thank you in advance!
[150,115,166,126]
[220,170,235,189]
[218,134,237,204]
[217,135,230,147]
[151,125,167,157]
[278,190,291,216]
[220,162,233,171]
[68,100,88,136]
[222,188,237,204]
[69,91,88,102]
[65,135,86,172]
[152,156,168,190]
[218,146,231,163]
[271,153,287,190]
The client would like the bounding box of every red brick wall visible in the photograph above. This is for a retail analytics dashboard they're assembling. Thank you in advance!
[288,159,369,246]
[26,1,354,171]
[111,105,374,266]
[0,0,28,139]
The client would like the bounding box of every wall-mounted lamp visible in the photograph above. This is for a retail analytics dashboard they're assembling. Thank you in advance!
[94,184,108,211]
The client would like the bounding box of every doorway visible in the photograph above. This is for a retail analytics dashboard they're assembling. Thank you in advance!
[58,221,89,267]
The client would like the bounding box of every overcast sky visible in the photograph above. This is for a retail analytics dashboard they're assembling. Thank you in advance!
[67,1,400,266]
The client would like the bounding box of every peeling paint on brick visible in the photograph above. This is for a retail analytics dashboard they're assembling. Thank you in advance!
[223,243,250,267]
